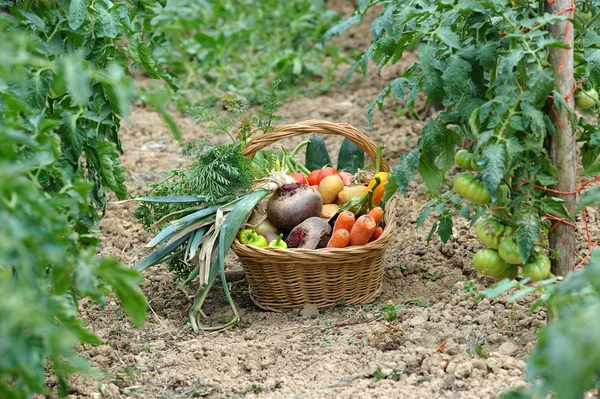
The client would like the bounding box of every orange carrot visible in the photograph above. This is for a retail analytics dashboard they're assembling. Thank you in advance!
[349,215,376,246]
[368,207,384,226]
[368,226,383,242]
[333,211,355,233]
[327,228,350,248]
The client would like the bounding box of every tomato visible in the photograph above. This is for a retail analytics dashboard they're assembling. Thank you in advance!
[473,248,508,278]
[453,173,491,204]
[578,10,593,21]
[495,263,518,281]
[289,172,308,185]
[522,254,551,281]
[366,171,389,206]
[470,158,483,171]
[476,218,513,249]
[575,88,598,109]
[498,237,524,265]
[307,170,320,186]
[454,149,474,171]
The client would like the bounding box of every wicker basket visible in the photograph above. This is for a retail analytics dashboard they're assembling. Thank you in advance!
[231,120,396,312]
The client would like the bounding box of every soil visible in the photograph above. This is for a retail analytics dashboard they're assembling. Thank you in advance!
[68,2,600,399]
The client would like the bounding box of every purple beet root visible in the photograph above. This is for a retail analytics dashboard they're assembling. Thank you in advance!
[267,183,323,232]
[285,217,332,249]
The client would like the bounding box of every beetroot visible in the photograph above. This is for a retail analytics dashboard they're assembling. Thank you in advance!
[285,217,332,249]
[267,183,323,232]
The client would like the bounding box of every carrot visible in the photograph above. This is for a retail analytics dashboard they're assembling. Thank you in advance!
[349,215,377,246]
[327,228,350,248]
[333,210,355,233]
[368,207,384,226]
[368,226,383,242]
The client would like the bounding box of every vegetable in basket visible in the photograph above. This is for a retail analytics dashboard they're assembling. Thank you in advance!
[237,229,268,247]
[266,183,323,231]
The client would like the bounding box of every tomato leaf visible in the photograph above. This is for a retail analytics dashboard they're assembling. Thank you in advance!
[418,153,444,196]
[418,43,444,104]
[536,197,572,222]
[481,142,506,201]
[384,148,419,200]
[441,55,471,103]
[438,214,453,243]
[515,210,541,264]
[68,0,88,30]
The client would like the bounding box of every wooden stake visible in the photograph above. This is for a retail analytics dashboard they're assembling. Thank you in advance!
[545,0,577,278]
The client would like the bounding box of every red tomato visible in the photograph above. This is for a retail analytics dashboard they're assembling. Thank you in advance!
[307,170,320,186]
[318,167,339,182]
[307,167,340,186]
[289,172,308,185]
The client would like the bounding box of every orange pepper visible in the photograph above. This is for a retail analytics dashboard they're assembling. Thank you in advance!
[365,172,389,206]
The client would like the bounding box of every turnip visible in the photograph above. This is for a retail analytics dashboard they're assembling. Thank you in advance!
[286,217,332,249]
[267,183,323,232]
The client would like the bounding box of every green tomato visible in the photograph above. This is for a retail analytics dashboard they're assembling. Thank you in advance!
[473,248,508,278]
[470,158,483,171]
[453,173,491,204]
[498,237,524,265]
[578,10,593,21]
[454,149,474,171]
[522,254,551,281]
[476,219,513,249]
[575,88,598,110]
[495,264,519,281]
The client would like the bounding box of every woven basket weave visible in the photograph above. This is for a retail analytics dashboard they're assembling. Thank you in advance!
[231,120,396,312]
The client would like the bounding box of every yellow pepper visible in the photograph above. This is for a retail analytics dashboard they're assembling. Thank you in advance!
[365,172,389,206]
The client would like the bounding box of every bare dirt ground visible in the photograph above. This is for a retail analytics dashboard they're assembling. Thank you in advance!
[68,2,599,398]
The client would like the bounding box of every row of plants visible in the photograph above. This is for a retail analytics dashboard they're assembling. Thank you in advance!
[148,0,345,107]
[0,0,178,396]
[328,0,600,397]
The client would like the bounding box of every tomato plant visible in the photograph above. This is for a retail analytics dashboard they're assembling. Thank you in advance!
[331,0,600,396]
[330,0,600,273]
[0,0,180,395]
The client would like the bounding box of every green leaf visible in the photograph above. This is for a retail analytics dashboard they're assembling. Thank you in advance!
[27,71,52,110]
[515,210,541,263]
[60,112,85,159]
[536,197,572,221]
[438,215,453,243]
[61,54,91,107]
[418,153,444,196]
[97,260,147,328]
[136,195,208,203]
[322,14,362,41]
[97,6,117,38]
[441,55,471,101]
[384,148,419,199]
[136,42,161,79]
[437,26,461,49]
[577,188,600,211]
[418,43,444,104]
[68,0,88,30]
[481,142,506,201]
[143,89,182,141]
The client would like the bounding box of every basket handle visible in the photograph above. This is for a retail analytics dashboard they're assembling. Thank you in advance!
[242,119,390,173]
